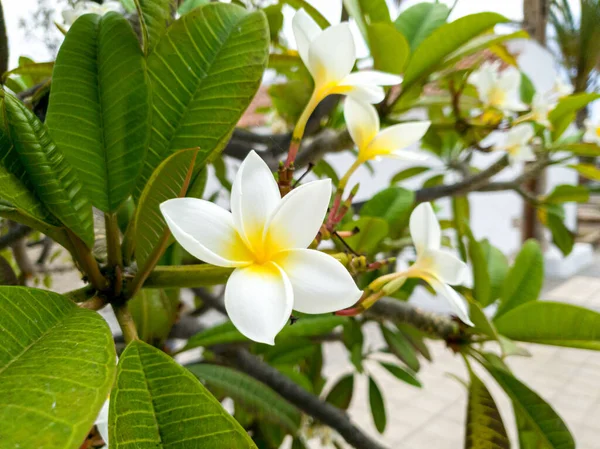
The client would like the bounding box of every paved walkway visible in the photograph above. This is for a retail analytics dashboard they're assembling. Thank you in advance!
[318,273,600,449]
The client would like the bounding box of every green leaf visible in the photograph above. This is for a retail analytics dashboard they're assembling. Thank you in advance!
[495,239,543,319]
[135,0,175,54]
[2,92,94,247]
[402,13,509,89]
[343,216,389,254]
[281,0,330,28]
[470,301,499,342]
[360,186,414,237]
[343,0,391,42]
[136,3,268,199]
[110,340,258,448]
[495,301,600,350]
[465,370,509,449]
[264,338,316,365]
[394,2,449,50]
[325,374,354,410]
[46,13,151,213]
[465,227,491,306]
[546,184,590,204]
[520,73,536,104]
[483,363,574,449]
[2,62,54,82]
[379,362,421,387]
[134,148,198,270]
[178,0,209,16]
[547,212,574,256]
[549,93,600,139]
[554,142,600,156]
[129,288,180,345]
[390,165,430,183]
[0,286,115,449]
[368,23,410,74]
[480,239,509,303]
[380,324,420,372]
[188,363,301,432]
[313,158,340,186]
[396,323,432,361]
[368,376,386,433]
[568,163,600,181]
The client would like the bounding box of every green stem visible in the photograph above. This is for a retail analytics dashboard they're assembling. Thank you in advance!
[66,230,108,292]
[143,264,233,289]
[105,212,122,269]
[113,302,138,344]
[285,92,321,167]
[337,159,363,193]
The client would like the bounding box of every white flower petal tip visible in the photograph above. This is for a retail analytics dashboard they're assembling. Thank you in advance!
[409,202,441,255]
[164,151,359,344]
[470,62,524,114]
[491,123,535,164]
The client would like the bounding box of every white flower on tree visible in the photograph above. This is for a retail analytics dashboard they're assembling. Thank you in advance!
[405,203,473,326]
[292,9,402,106]
[490,123,536,164]
[160,151,362,345]
[529,93,553,128]
[343,98,431,163]
[469,61,527,114]
[62,1,123,27]
[584,119,600,145]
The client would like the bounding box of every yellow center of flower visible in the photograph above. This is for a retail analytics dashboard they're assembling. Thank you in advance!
[596,126,600,138]
[234,226,286,266]
[487,87,506,108]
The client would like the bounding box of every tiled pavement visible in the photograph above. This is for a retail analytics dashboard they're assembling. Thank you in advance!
[317,274,600,449]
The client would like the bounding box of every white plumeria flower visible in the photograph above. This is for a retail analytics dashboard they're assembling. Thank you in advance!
[529,93,553,128]
[344,98,431,162]
[553,79,574,98]
[583,119,600,145]
[405,203,473,326]
[469,61,527,114]
[292,9,402,105]
[62,1,123,27]
[95,399,109,448]
[490,123,535,164]
[161,151,362,345]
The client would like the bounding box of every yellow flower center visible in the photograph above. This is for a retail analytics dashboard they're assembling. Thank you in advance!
[595,126,600,138]
[487,87,506,108]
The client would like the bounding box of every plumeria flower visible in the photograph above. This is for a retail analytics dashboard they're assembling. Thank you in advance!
[553,79,574,98]
[344,98,431,163]
[469,61,527,114]
[62,0,123,27]
[529,93,553,128]
[405,203,473,325]
[490,123,535,164]
[292,9,402,105]
[95,399,109,448]
[161,151,362,344]
[584,119,600,145]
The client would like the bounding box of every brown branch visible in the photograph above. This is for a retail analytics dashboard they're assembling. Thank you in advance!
[0,223,32,250]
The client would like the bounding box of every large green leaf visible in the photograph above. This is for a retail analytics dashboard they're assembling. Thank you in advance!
[465,227,491,306]
[134,148,198,270]
[394,2,449,50]
[546,184,590,204]
[343,216,389,254]
[465,370,509,449]
[367,23,410,74]
[0,286,116,449]
[495,301,600,350]
[549,93,600,139]
[483,364,574,449]
[2,92,94,246]
[494,239,543,319]
[568,163,600,181]
[402,13,509,89]
[46,12,151,213]
[136,0,175,54]
[188,363,301,432]
[136,3,268,199]
[360,186,414,237]
[110,340,258,448]
[480,239,508,303]
[442,31,528,69]
[343,0,391,42]
[129,288,180,345]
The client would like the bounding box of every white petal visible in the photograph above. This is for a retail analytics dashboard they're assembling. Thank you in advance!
[507,124,534,146]
[308,23,355,86]
[224,263,293,345]
[275,249,362,314]
[265,180,331,251]
[292,9,321,70]
[365,121,431,159]
[429,249,468,285]
[510,145,536,164]
[428,277,474,326]
[95,400,109,446]
[340,70,403,87]
[161,198,253,267]
[231,150,281,252]
[344,97,380,151]
[409,202,441,255]
[470,62,498,101]
[345,84,386,104]
[497,66,521,93]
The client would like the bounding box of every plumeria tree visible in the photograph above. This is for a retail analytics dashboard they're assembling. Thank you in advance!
[2,1,600,448]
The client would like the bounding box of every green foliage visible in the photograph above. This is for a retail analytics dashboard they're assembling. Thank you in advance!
[549,93,600,138]
[465,370,509,449]
[343,0,391,42]
[46,13,151,213]
[325,374,355,410]
[466,227,492,305]
[135,0,175,54]
[136,3,269,199]
[343,217,389,254]
[0,287,116,449]
[546,184,590,203]
[569,163,600,181]
[380,324,420,372]
[368,376,386,433]
[129,288,180,345]
[379,362,421,388]
[361,186,414,237]
[480,240,509,305]
[394,2,449,50]
[368,23,410,74]
[390,165,431,183]
[188,364,302,432]
[495,240,543,319]
[495,301,600,350]
[110,340,258,448]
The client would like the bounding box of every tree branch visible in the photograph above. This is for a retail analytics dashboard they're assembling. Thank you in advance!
[0,223,32,250]
[224,348,387,449]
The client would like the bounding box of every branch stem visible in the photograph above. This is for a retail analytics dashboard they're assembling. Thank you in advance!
[105,212,122,269]
[113,302,138,344]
